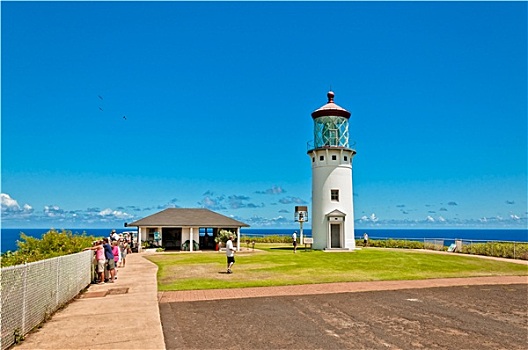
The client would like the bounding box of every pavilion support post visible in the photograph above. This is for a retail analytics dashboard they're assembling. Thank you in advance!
[190,227,194,252]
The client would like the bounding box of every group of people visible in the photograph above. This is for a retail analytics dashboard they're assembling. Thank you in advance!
[84,230,132,284]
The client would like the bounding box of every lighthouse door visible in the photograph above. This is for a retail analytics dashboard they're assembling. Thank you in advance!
[330,224,341,248]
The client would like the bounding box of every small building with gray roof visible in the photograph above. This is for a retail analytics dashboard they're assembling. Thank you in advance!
[126,208,249,251]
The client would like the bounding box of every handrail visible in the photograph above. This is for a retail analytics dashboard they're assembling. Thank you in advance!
[306,140,357,152]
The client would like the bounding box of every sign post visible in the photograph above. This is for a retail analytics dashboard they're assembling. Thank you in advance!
[294,206,308,245]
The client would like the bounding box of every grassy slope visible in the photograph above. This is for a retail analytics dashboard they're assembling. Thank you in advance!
[147,244,528,291]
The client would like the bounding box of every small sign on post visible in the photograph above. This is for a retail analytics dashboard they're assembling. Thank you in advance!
[294,206,308,246]
[303,237,313,251]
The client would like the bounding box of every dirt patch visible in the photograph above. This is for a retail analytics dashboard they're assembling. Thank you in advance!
[106,287,129,295]
[79,291,107,299]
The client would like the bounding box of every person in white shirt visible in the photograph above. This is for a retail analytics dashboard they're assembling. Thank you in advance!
[226,235,236,274]
[292,231,298,253]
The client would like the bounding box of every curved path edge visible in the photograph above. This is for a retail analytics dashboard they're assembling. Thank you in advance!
[158,275,528,303]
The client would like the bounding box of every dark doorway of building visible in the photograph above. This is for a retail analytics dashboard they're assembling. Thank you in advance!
[331,224,341,248]
[162,228,182,250]
[199,228,218,250]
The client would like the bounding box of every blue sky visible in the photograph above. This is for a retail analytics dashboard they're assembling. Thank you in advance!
[1,1,526,229]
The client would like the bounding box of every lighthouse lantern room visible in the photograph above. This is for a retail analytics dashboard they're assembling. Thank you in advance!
[308,91,356,250]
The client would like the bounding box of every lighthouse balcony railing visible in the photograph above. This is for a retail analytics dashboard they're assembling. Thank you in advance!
[306,140,356,152]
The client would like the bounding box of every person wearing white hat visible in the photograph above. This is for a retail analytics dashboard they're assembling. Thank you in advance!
[111,229,119,241]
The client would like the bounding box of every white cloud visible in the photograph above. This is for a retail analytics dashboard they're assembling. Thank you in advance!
[98,208,133,220]
[197,193,264,210]
[1,193,22,212]
[2,191,526,229]
[278,196,307,205]
[359,213,379,223]
[245,215,290,227]
[197,194,227,211]
[44,205,65,218]
[1,194,34,218]
[256,186,287,195]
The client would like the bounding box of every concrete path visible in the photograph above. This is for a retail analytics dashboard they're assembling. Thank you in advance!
[158,275,528,303]
[14,251,165,350]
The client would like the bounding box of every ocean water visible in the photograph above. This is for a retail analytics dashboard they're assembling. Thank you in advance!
[240,228,528,246]
[1,227,527,254]
[0,228,131,254]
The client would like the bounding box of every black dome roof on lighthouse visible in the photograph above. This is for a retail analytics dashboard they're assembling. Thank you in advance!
[311,91,351,119]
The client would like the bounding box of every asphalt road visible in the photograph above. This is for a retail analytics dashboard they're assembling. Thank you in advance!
[160,284,528,350]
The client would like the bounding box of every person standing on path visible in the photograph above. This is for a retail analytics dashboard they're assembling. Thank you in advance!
[103,238,116,283]
[292,231,298,253]
[363,232,369,247]
[84,240,105,284]
[120,239,129,268]
[112,240,120,279]
[226,235,236,274]
[111,229,119,242]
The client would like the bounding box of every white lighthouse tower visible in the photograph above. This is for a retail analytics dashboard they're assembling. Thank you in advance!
[308,91,356,250]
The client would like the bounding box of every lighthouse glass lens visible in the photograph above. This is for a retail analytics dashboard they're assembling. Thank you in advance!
[313,116,349,148]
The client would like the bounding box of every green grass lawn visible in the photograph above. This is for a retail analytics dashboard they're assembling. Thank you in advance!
[146,244,528,291]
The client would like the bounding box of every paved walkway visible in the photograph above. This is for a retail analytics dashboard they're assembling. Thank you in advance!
[14,250,528,350]
[14,251,165,350]
[158,275,528,304]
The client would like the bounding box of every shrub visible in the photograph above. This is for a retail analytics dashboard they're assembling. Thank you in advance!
[240,235,292,244]
[356,239,425,249]
[234,235,527,261]
[215,229,237,244]
[0,229,98,267]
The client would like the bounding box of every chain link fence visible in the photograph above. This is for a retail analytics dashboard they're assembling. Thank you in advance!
[423,239,445,251]
[1,250,92,350]
[455,239,528,260]
[355,236,528,260]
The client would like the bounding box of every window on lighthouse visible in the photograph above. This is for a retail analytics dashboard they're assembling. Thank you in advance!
[331,189,339,201]
[328,129,338,146]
